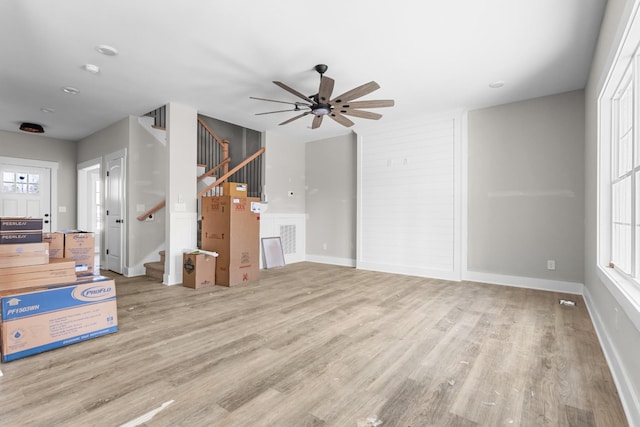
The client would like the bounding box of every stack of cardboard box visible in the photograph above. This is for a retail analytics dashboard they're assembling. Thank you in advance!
[201,182,261,286]
[43,230,95,276]
[0,218,117,362]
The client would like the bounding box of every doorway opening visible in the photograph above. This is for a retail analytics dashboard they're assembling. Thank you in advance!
[78,159,102,271]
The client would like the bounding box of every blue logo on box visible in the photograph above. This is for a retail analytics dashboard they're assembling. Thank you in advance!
[72,285,113,301]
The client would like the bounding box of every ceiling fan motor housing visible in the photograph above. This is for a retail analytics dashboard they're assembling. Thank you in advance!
[314,64,328,75]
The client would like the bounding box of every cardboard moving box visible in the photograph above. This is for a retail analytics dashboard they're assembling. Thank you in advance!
[222,182,248,197]
[45,231,95,275]
[201,196,260,286]
[0,243,49,269]
[0,230,42,244]
[0,218,43,231]
[0,277,118,362]
[42,233,63,258]
[182,252,217,289]
[0,258,77,291]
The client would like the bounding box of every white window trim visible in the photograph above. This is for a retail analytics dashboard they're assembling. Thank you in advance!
[597,1,640,332]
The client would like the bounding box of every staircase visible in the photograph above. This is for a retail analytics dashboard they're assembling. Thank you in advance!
[144,250,165,281]
[139,108,265,283]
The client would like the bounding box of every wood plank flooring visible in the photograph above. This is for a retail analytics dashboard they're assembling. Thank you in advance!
[0,262,628,426]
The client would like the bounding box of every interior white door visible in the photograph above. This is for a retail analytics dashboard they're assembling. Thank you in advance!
[105,154,124,274]
[0,164,52,232]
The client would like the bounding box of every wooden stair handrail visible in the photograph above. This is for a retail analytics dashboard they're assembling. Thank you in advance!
[136,199,166,221]
[197,158,230,182]
[197,147,266,198]
[197,117,225,148]
[137,148,265,221]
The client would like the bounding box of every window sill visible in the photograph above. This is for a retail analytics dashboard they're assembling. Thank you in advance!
[596,265,640,332]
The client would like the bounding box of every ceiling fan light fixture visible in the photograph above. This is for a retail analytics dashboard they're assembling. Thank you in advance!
[312,106,331,116]
[19,122,44,133]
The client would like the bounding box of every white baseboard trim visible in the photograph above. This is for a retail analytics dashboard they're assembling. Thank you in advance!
[123,266,146,277]
[584,287,640,427]
[463,271,584,295]
[357,261,460,282]
[306,255,356,267]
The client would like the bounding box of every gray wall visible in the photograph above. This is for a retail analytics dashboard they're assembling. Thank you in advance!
[77,117,129,165]
[128,117,166,272]
[263,130,306,214]
[305,133,357,262]
[468,90,585,283]
[584,0,640,418]
[0,130,77,229]
[77,116,169,274]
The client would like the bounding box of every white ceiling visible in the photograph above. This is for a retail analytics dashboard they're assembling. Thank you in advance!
[0,0,606,143]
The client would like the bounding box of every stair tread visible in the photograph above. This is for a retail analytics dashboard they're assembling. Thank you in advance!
[144,261,164,271]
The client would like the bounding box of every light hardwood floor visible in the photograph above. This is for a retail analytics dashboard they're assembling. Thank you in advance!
[0,262,628,426]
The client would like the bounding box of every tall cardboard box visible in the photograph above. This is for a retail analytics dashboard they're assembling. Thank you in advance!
[182,252,216,289]
[0,277,118,362]
[201,196,260,286]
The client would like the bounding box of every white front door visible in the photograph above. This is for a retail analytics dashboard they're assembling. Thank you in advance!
[0,163,52,232]
[105,151,125,274]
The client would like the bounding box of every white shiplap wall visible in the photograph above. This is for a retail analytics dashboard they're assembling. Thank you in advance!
[357,114,463,281]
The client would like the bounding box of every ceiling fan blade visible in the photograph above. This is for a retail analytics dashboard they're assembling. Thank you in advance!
[279,112,310,126]
[317,76,335,103]
[334,99,395,109]
[311,115,323,129]
[256,108,308,116]
[338,109,383,120]
[273,81,312,103]
[331,81,380,103]
[250,96,311,107]
[328,111,355,128]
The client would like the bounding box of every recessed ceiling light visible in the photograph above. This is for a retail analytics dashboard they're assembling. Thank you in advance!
[489,81,505,89]
[40,107,55,114]
[20,122,44,133]
[95,44,118,56]
[62,86,80,95]
[82,63,100,74]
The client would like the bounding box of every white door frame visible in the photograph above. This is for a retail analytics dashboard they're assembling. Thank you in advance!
[104,149,126,274]
[0,156,58,232]
[78,157,102,266]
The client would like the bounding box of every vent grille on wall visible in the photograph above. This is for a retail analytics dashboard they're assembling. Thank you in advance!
[279,224,297,255]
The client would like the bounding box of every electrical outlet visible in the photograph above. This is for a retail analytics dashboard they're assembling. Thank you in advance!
[547,260,556,270]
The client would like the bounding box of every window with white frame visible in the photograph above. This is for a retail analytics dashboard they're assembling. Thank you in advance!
[1,172,40,194]
[607,44,640,284]
[597,4,640,339]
